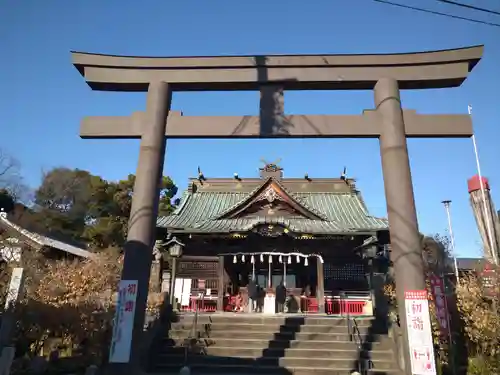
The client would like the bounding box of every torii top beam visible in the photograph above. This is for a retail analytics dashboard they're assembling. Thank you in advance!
[71,45,483,92]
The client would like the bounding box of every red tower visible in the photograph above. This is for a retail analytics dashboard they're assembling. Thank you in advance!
[467,175,499,264]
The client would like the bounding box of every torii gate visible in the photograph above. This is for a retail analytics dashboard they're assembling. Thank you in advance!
[72,45,483,375]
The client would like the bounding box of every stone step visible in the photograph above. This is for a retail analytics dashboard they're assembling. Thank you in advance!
[157,346,395,360]
[148,367,402,375]
[168,330,390,343]
[150,362,401,375]
[150,370,401,375]
[172,322,379,335]
[161,338,394,351]
[156,354,396,369]
[177,314,376,327]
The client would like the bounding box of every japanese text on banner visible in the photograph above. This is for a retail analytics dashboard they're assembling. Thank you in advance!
[109,280,138,363]
[428,273,450,337]
[405,290,436,375]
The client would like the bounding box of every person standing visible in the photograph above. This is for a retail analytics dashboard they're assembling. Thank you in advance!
[247,278,257,313]
[276,281,287,314]
[301,284,311,313]
[234,291,244,312]
[256,285,264,313]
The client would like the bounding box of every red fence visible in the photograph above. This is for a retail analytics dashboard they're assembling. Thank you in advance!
[180,296,218,312]
[325,298,366,315]
[180,296,369,316]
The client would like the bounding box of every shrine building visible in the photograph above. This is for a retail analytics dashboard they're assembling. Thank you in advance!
[155,162,390,316]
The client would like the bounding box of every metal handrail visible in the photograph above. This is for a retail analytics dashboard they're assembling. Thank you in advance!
[341,290,372,375]
[350,318,363,375]
[351,318,374,375]
[341,291,352,338]
[184,292,203,365]
[351,318,362,350]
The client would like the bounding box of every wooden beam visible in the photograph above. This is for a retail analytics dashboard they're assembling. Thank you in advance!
[80,111,182,138]
[83,63,469,91]
[401,110,472,138]
[72,46,483,70]
[71,45,483,91]
[80,110,473,139]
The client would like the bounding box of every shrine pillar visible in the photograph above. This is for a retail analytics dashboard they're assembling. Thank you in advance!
[316,257,325,313]
[375,78,427,375]
[260,85,285,136]
[217,256,225,311]
[112,81,171,372]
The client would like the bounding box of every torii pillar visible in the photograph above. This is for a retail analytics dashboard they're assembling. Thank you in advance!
[375,77,426,320]
[72,45,483,375]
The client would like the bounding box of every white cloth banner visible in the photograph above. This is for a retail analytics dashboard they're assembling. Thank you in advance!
[405,290,437,375]
[181,278,191,306]
[5,268,24,310]
[173,278,191,306]
[109,280,138,363]
[263,295,276,314]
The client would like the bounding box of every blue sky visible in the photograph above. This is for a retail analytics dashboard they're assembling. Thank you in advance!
[1,0,499,257]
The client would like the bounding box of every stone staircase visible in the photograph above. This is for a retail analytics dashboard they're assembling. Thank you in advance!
[147,314,403,375]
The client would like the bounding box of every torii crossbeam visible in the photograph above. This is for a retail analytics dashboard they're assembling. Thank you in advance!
[80,110,473,139]
[71,45,483,375]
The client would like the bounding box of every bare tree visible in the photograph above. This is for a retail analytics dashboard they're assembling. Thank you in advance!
[0,149,21,186]
[0,148,31,204]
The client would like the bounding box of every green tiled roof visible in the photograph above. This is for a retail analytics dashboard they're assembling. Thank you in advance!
[215,178,328,221]
[157,182,388,234]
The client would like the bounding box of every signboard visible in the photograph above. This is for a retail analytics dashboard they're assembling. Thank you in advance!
[109,280,138,363]
[405,290,437,375]
[5,268,25,310]
[161,271,171,293]
[428,274,450,338]
[480,264,498,298]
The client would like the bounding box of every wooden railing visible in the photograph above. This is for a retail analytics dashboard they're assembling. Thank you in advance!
[179,292,372,316]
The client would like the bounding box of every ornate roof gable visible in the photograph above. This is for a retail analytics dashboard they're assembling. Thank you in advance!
[216,177,327,221]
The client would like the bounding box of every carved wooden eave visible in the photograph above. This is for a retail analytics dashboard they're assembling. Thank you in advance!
[164,236,185,248]
[216,177,326,221]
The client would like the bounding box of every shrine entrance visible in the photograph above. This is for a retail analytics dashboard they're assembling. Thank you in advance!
[219,252,321,314]
[227,252,317,289]
[72,45,483,374]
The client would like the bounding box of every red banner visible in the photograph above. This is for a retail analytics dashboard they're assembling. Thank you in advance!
[480,263,498,298]
[428,273,450,338]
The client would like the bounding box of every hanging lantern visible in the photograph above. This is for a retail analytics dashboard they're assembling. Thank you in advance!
[269,255,273,263]
[296,255,300,263]
[233,255,237,264]
[242,254,245,263]
[260,254,264,262]
[251,255,255,264]
[287,256,291,264]
[279,255,283,263]
[304,257,309,266]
